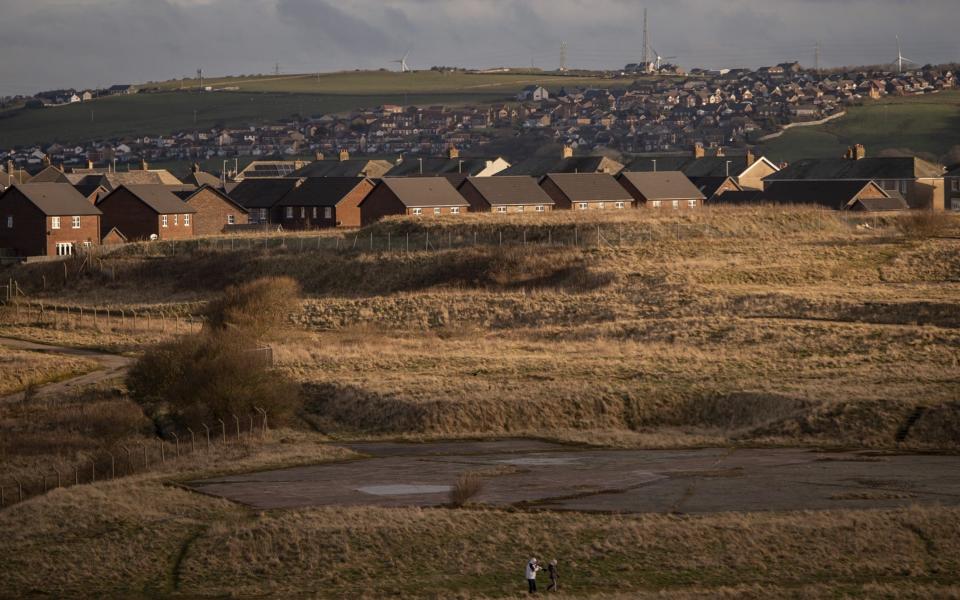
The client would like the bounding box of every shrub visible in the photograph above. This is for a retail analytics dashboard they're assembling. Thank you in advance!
[127,330,300,429]
[449,471,484,507]
[204,276,301,340]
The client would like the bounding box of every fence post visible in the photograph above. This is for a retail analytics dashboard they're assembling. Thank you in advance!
[203,423,211,451]
[108,452,115,479]
[90,459,96,483]
[187,428,196,453]
[248,414,255,435]
[597,224,601,247]
[0,486,4,507]
[74,467,79,485]
[370,231,373,250]
[159,440,165,463]
[218,419,227,443]
[171,433,180,458]
[15,478,22,503]
[120,445,132,475]
[233,414,241,441]
[406,233,409,254]
[139,441,147,469]
[255,407,268,436]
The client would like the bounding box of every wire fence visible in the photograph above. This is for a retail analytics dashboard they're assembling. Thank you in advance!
[0,409,270,509]
[3,301,205,335]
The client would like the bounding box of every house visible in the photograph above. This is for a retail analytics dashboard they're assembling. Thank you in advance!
[67,163,184,191]
[273,177,375,228]
[688,176,743,201]
[107,84,137,95]
[173,185,249,235]
[539,173,635,210]
[944,166,960,211]
[385,149,510,179]
[501,146,624,177]
[235,160,305,181]
[226,178,300,224]
[97,185,197,241]
[621,146,779,191]
[26,165,72,184]
[181,163,223,189]
[288,153,393,178]
[0,183,102,257]
[517,85,549,102]
[616,171,706,209]
[359,178,469,225]
[763,145,946,210]
[761,180,907,211]
[457,176,555,213]
[1,162,31,190]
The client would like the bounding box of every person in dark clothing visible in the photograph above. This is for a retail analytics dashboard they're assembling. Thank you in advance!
[546,559,559,591]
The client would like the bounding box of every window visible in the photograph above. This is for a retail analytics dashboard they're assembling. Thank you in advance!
[535,205,545,212]
[300,207,306,218]
[184,214,190,226]
[615,202,625,209]
[72,216,81,228]
[451,207,460,214]
[515,205,524,213]
[900,181,908,194]
[285,207,293,219]
[227,214,236,225]
[578,203,588,210]
[952,179,959,192]
[433,207,442,215]
[162,215,168,228]
[412,207,423,215]
[672,200,680,209]
[688,199,698,208]
[51,216,61,229]
[5,216,11,228]
[173,214,178,226]
[259,208,268,223]
[597,202,605,209]
[651,201,661,208]
[324,207,332,219]
[312,207,317,219]
[496,206,507,213]
[55,242,73,256]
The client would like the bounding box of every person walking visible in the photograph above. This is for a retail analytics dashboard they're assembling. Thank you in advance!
[525,557,541,594]
[546,559,559,591]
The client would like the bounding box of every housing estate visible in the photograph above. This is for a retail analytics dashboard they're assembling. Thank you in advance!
[173,185,249,235]
[274,177,376,229]
[0,183,102,257]
[97,185,196,241]
[616,171,706,208]
[457,176,556,213]
[359,177,468,225]
[539,173,635,210]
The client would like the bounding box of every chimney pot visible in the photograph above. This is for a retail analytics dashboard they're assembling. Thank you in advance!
[315,151,324,161]
[339,149,349,161]
[140,158,149,171]
[562,145,574,159]
[448,146,459,160]
[693,143,705,159]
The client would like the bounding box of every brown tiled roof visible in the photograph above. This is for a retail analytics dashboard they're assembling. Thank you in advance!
[377,177,468,208]
[617,171,705,201]
[461,176,555,206]
[174,185,249,213]
[3,183,101,216]
[107,185,197,214]
[541,173,633,202]
[277,178,369,207]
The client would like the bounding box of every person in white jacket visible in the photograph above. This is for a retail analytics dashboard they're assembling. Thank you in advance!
[525,558,541,594]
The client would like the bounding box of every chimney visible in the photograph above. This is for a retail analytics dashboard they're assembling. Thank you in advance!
[42,155,51,167]
[562,144,574,159]
[844,144,866,160]
[191,162,200,174]
[745,147,756,166]
[448,146,459,160]
[87,160,94,170]
[315,151,324,161]
[693,143,705,159]
[140,158,149,171]
[339,149,349,161]
[6,160,13,181]
[715,147,725,157]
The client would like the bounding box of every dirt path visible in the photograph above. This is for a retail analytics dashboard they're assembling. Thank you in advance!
[0,337,132,403]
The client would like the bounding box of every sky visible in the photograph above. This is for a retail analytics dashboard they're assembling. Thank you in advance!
[1,0,957,95]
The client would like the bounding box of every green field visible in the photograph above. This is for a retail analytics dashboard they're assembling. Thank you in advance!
[0,70,617,148]
[761,91,960,162]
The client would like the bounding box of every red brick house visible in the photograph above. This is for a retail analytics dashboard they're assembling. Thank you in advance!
[457,176,555,213]
[616,171,706,209]
[0,183,102,257]
[275,177,375,229]
[359,178,469,225]
[538,173,634,210]
[97,185,196,241]
[173,185,249,236]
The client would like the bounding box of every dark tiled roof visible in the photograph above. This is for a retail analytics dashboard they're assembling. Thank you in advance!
[227,178,299,209]
[617,171,705,201]
[290,159,393,178]
[26,166,71,184]
[385,157,499,177]
[854,194,909,211]
[460,176,555,206]
[111,185,197,214]
[182,171,222,188]
[765,157,944,181]
[3,183,101,216]
[276,178,368,207]
[377,177,469,208]
[174,185,249,213]
[945,166,960,178]
[622,156,751,177]
[689,176,741,198]
[500,156,623,177]
[542,173,634,202]
[761,180,889,210]
[238,161,300,179]
[708,190,764,204]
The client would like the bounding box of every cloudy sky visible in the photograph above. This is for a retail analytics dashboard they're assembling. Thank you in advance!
[1,0,957,95]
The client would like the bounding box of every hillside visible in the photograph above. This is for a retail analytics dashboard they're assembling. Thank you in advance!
[760,91,960,163]
[0,70,616,148]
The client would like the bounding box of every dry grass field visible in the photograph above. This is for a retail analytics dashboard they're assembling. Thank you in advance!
[1,206,958,598]
[0,345,96,396]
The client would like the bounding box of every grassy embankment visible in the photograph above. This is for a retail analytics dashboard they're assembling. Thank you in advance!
[2,207,958,450]
[761,90,960,162]
[0,345,96,396]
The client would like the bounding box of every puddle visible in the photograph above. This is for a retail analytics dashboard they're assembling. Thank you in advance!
[357,484,452,496]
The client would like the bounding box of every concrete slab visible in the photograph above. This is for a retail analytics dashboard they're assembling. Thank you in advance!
[188,441,960,514]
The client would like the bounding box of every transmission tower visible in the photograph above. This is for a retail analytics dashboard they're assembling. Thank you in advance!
[197,69,203,90]
[560,41,568,72]
[274,62,281,76]
[814,41,821,72]
[641,8,649,69]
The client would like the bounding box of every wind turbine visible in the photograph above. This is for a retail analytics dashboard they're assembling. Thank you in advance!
[650,46,677,71]
[893,35,916,73]
[393,49,411,73]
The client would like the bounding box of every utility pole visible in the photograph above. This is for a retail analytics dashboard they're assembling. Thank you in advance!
[559,41,567,72]
[641,8,649,71]
[197,69,203,90]
[814,41,821,73]
[274,62,281,76]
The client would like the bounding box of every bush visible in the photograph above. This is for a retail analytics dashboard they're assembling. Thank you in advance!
[204,276,301,340]
[449,472,484,507]
[127,330,300,429]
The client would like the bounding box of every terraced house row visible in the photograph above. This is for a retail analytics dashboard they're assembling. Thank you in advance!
[0,143,954,258]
